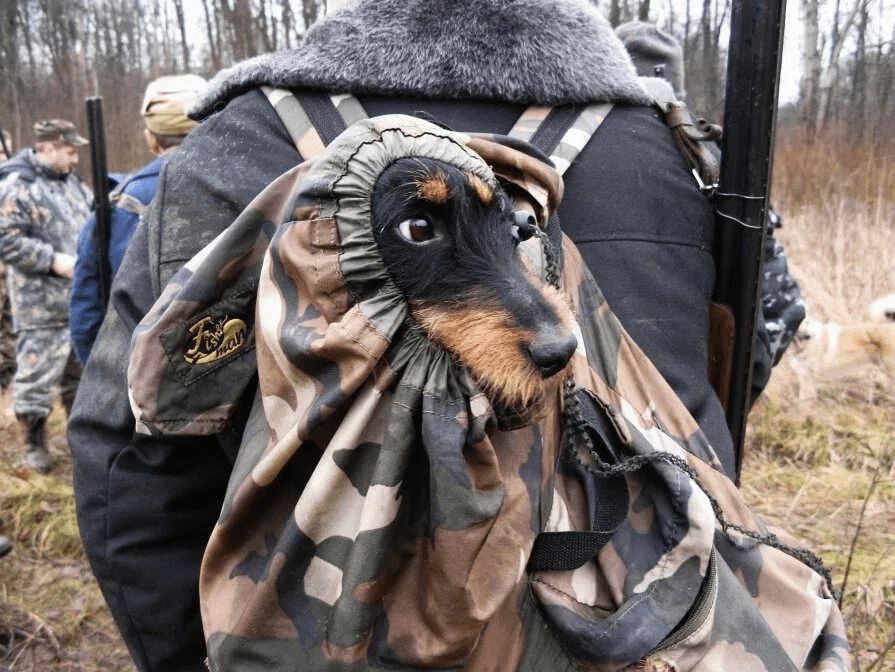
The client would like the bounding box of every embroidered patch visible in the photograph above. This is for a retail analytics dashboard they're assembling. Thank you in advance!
[183,315,248,365]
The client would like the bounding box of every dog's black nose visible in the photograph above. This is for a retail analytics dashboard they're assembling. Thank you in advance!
[526,328,577,378]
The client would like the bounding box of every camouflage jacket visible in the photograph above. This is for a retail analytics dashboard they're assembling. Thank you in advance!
[129,117,849,671]
[0,149,92,330]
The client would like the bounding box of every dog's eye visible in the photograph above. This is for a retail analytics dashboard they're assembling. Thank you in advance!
[397,217,435,243]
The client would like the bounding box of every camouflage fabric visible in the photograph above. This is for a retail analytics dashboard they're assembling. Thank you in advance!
[762,207,806,366]
[0,261,14,390]
[0,149,91,330]
[13,326,80,417]
[128,117,849,671]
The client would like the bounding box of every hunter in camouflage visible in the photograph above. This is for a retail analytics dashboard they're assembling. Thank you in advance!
[0,119,91,472]
[129,116,849,671]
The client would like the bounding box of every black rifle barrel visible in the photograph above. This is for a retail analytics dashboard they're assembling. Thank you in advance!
[0,126,9,158]
[85,97,112,307]
[714,0,787,482]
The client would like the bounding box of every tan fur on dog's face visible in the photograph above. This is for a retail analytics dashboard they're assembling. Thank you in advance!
[412,280,575,415]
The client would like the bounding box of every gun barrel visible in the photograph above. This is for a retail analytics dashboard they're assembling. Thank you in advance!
[0,126,9,158]
[714,0,787,482]
[86,97,112,307]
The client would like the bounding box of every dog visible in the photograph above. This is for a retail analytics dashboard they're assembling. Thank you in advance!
[777,298,895,400]
[371,156,578,419]
[870,293,895,323]
[794,316,895,376]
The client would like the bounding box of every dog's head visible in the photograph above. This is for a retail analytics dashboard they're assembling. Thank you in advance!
[372,156,577,420]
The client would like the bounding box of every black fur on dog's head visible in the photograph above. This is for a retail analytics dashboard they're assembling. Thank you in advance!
[372,156,577,418]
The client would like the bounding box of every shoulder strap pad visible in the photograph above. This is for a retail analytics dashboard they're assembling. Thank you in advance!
[109,191,145,216]
[265,86,611,180]
[508,103,613,175]
[262,87,368,161]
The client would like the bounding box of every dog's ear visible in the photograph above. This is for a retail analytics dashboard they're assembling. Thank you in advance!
[465,135,563,228]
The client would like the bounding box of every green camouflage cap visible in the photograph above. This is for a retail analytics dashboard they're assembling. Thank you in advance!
[33,119,88,146]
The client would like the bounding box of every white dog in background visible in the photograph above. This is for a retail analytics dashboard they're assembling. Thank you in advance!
[784,295,895,399]
[870,294,895,323]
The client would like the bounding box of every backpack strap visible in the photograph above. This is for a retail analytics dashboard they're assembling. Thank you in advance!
[106,180,146,216]
[265,85,613,179]
[261,87,368,161]
[508,103,614,175]
[109,191,145,216]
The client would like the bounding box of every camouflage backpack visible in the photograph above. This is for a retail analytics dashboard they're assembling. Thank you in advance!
[127,94,850,672]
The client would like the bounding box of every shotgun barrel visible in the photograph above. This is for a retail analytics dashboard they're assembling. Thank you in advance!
[714,0,788,482]
[85,97,112,308]
[0,126,9,158]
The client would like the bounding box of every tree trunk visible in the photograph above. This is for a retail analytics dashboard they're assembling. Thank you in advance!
[638,0,651,21]
[817,0,864,131]
[852,3,867,139]
[799,0,822,136]
[173,0,191,71]
[201,0,222,71]
[609,0,622,26]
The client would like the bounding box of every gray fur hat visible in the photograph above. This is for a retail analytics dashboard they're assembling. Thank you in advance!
[190,0,652,119]
[615,21,686,99]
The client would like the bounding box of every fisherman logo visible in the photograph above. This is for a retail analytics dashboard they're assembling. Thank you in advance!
[183,314,247,365]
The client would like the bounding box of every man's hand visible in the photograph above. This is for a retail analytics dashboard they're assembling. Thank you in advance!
[51,253,76,279]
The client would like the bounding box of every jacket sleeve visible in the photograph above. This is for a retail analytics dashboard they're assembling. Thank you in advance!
[0,179,57,274]
[70,216,103,362]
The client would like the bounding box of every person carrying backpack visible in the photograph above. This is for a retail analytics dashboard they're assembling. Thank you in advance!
[67,2,844,671]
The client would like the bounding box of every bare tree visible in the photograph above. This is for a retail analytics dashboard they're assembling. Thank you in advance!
[638,0,652,21]
[799,0,822,134]
[8,0,891,175]
[817,0,867,129]
[173,0,191,71]
[202,0,223,71]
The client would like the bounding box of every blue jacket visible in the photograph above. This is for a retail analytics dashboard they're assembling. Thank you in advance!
[70,156,163,362]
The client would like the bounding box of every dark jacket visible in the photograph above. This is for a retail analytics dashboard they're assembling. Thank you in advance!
[68,2,731,670]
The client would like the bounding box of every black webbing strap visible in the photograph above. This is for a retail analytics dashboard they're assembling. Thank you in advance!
[528,470,628,571]
[527,105,588,156]
[292,91,352,146]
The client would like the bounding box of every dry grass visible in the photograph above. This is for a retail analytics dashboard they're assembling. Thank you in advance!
[770,127,895,324]
[0,390,136,672]
[740,124,895,671]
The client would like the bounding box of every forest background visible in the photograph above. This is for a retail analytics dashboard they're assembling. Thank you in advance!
[2,0,894,168]
[1,0,895,671]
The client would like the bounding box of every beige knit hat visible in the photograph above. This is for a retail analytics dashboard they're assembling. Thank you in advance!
[141,74,207,136]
